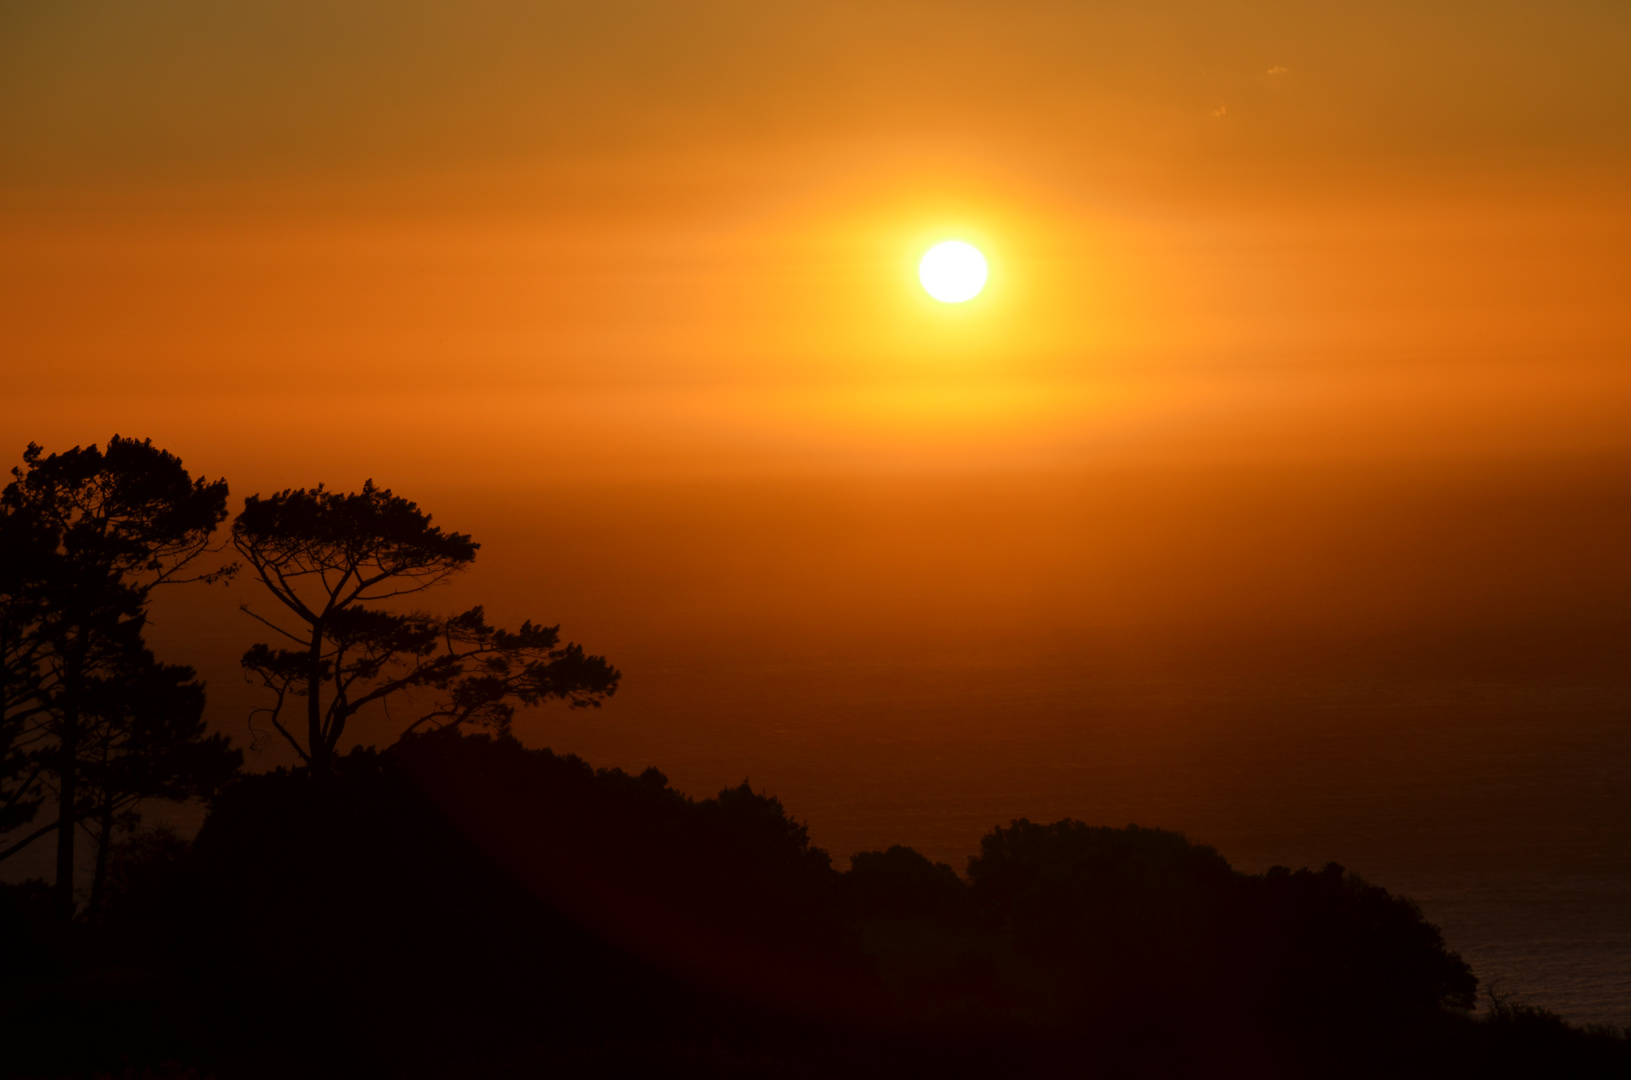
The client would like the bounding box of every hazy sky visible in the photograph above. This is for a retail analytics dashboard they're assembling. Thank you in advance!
[4,0,1629,487]
[5,1,1628,187]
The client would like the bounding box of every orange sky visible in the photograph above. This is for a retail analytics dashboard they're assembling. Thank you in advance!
[4,0,1630,486]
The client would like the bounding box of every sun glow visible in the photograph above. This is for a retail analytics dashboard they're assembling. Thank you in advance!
[919,241,988,303]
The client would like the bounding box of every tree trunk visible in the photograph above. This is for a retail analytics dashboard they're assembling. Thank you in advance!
[53,641,81,918]
[88,799,113,920]
[307,622,325,771]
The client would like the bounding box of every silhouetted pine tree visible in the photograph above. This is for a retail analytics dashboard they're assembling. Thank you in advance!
[0,437,231,914]
[232,481,618,770]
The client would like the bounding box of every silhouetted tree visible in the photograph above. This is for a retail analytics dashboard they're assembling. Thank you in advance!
[0,437,231,913]
[232,481,618,770]
[0,506,55,854]
[77,654,241,917]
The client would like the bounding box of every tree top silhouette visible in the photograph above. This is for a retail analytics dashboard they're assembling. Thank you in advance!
[232,480,476,614]
[5,437,232,592]
[232,480,616,769]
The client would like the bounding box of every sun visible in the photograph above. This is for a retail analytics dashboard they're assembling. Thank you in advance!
[919,241,988,303]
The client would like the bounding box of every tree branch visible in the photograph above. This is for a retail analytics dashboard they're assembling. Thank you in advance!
[0,817,59,863]
[237,603,310,646]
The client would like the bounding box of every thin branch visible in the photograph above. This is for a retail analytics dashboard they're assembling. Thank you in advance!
[265,707,310,764]
[237,603,310,645]
[0,818,59,863]
[0,760,47,813]
[239,555,320,625]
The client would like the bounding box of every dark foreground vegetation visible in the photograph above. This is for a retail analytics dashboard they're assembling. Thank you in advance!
[3,437,1627,1078]
[2,731,1628,1079]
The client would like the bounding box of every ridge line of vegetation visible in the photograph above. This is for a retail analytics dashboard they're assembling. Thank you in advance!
[3,437,1625,1078]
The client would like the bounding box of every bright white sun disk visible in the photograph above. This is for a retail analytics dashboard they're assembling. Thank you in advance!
[919,241,988,303]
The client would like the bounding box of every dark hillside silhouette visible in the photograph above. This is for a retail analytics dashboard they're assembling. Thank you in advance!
[394,730,852,1017]
[233,481,619,769]
[4,730,1621,1079]
[114,740,841,1078]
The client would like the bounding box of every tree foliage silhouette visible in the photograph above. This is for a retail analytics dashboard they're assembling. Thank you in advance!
[0,506,55,851]
[0,437,231,913]
[963,818,1478,1043]
[77,653,240,917]
[232,481,618,769]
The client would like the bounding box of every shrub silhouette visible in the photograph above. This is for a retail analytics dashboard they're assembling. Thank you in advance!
[956,819,1478,1056]
[968,820,1236,1024]
[845,845,971,926]
[1233,862,1478,1031]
